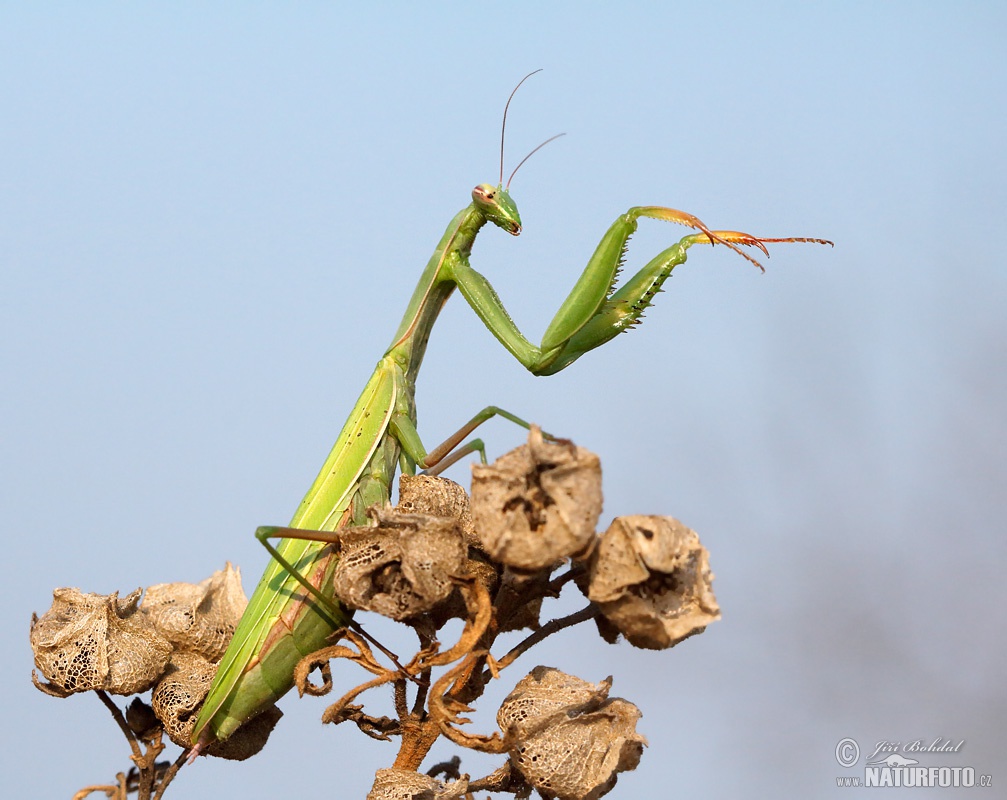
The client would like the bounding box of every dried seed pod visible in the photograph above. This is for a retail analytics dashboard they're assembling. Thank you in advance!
[151,650,281,760]
[587,516,720,649]
[366,768,468,800]
[397,474,476,545]
[30,587,172,696]
[497,666,646,800]
[125,698,161,742]
[471,427,602,573]
[333,508,467,621]
[398,475,502,628]
[142,563,246,661]
[428,550,500,630]
[150,650,216,746]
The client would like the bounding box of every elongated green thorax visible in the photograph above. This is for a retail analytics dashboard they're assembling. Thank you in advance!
[386,186,521,383]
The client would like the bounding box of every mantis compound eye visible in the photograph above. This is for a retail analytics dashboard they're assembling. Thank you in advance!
[471,184,497,204]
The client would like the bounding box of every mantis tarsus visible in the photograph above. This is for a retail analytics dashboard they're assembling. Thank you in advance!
[189,75,831,754]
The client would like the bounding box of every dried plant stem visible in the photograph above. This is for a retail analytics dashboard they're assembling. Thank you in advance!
[151,751,188,800]
[96,690,142,760]
[393,678,409,719]
[394,712,445,771]
[496,604,598,671]
[73,781,123,800]
[392,591,599,767]
[88,691,181,800]
[468,762,528,795]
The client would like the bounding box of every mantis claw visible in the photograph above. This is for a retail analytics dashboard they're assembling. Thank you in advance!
[631,206,771,269]
[682,231,834,273]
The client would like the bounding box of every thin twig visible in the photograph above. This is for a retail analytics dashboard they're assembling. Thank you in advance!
[409,620,436,716]
[546,563,586,596]
[151,750,189,800]
[95,690,141,760]
[347,618,424,685]
[393,678,409,719]
[495,604,598,671]
[411,667,431,717]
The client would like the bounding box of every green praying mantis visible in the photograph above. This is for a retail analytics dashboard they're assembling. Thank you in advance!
[189,75,831,754]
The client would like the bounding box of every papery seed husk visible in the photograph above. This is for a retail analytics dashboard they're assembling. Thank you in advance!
[30,587,171,696]
[472,427,601,573]
[588,516,720,649]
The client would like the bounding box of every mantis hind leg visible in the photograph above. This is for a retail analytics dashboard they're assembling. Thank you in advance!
[252,526,415,674]
[253,526,346,625]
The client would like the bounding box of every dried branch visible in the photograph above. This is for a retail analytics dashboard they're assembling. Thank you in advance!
[495,604,599,671]
[327,704,402,741]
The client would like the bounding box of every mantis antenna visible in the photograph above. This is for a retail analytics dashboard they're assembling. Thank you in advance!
[499,69,543,185]
[497,70,566,189]
[507,133,566,189]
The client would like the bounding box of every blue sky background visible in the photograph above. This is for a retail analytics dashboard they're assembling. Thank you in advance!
[3,4,1004,798]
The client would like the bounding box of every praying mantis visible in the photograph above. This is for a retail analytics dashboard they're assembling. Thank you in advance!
[189,75,831,753]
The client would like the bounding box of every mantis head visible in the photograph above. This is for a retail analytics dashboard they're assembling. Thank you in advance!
[472,184,522,236]
[475,71,563,238]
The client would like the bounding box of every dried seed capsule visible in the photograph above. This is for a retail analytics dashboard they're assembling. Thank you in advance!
[587,516,720,649]
[397,474,477,545]
[333,508,467,621]
[366,769,469,800]
[142,563,246,661]
[498,666,646,800]
[472,427,602,574]
[397,474,502,629]
[30,587,172,696]
[151,650,217,746]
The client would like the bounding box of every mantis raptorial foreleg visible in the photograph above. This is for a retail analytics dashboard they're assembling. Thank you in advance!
[451,206,832,377]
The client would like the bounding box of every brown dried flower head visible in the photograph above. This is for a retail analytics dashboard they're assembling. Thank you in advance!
[30,587,172,697]
[471,427,602,573]
[151,650,216,746]
[142,562,246,661]
[125,698,161,742]
[397,474,477,545]
[151,650,281,760]
[366,768,469,800]
[587,516,720,649]
[398,474,501,629]
[333,507,468,621]
[497,666,646,800]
